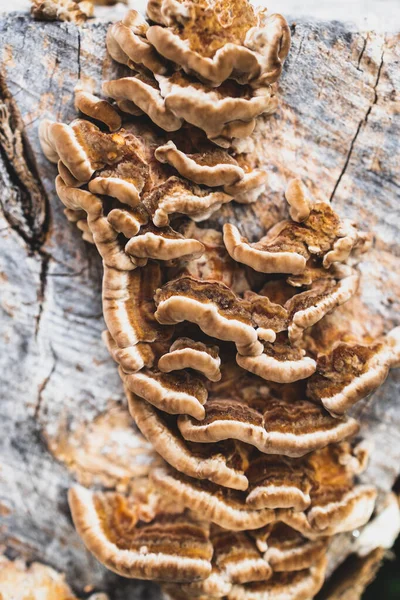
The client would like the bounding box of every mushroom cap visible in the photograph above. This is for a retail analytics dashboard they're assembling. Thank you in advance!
[262,524,329,572]
[156,71,277,142]
[74,87,121,132]
[142,176,233,227]
[89,177,143,208]
[103,330,158,373]
[154,276,258,349]
[68,484,213,582]
[323,219,370,268]
[227,556,327,600]
[178,395,359,458]
[87,134,152,207]
[286,267,360,345]
[151,466,276,531]
[177,224,251,294]
[125,223,205,264]
[121,368,208,420]
[58,160,81,187]
[178,528,274,598]
[223,200,365,275]
[127,391,250,490]
[103,74,183,132]
[279,486,377,539]
[107,204,149,238]
[39,119,94,182]
[210,529,272,584]
[223,223,307,275]
[279,443,377,537]
[307,327,400,415]
[106,10,167,74]
[155,140,244,187]
[158,337,222,381]
[102,263,173,354]
[55,177,136,271]
[248,266,359,347]
[245,291,288,339]
[44,118,163,202]
[285,178,312,223]
[145,2,290,87]
[224,167,268,204]
[245,455,312,512]
[236,336,317,383]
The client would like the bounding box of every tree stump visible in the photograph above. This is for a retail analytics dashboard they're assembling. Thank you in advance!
[0,12,399,599]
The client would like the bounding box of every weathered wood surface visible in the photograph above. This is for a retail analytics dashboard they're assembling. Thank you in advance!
[0,12,399,598]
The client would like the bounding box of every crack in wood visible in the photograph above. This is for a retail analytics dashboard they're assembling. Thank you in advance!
[356,35,368,71]
[34,345,57,421]
[77,29,81,80]
[35,251,50,339]
[330,44,386,203]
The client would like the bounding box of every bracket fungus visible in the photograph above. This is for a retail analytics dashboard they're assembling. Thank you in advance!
[158,337,222,381]
[178,395,359,457]
[105,69,277,145]
[38,0,400,594]
[151,466,277,531]
[307,326,400,416]
[223,182,368,274]
[143,176,233,226]
[124,223,205,265]
[68,484,213,581]
[236,335,317,383]
[121,367,208,419]
[127,391,250,490]
[103,73,184,132]
[102,263,173,374]
[56,176,139,270]
[145,0,290,87]
[39,119,94,182]
[245,454,313,512]
[154,276,255,345]
[226,557,327,600]
[260,524,329,572]
[156,73,277,145]
[177,529,274,598]
[74,85,122,132]
[106,10,167,74]
[155,140,267,202]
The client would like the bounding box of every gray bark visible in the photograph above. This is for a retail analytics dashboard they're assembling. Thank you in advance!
[0,12,399,598]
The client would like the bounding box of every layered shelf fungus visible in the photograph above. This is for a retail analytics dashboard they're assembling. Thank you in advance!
[144,0,291,87]
[307,327,400,416]
[38,0,400,596]
[223,180,369,275]
[68,483,214,581]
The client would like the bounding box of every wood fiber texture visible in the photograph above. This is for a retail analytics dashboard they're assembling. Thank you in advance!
[0,12,399,598]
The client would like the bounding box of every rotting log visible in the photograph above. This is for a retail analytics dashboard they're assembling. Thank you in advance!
[0,12,399,599]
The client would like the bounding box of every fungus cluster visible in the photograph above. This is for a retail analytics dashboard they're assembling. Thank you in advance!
[40,0,400,598]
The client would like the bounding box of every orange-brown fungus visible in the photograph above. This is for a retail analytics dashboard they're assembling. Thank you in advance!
[174,0,257,58]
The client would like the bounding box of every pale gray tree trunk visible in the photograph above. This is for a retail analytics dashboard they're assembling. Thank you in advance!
[0,13,399,599]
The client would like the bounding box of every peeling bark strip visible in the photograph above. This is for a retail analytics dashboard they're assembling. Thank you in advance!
[0,71,49,250]
[0,13,399,599]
